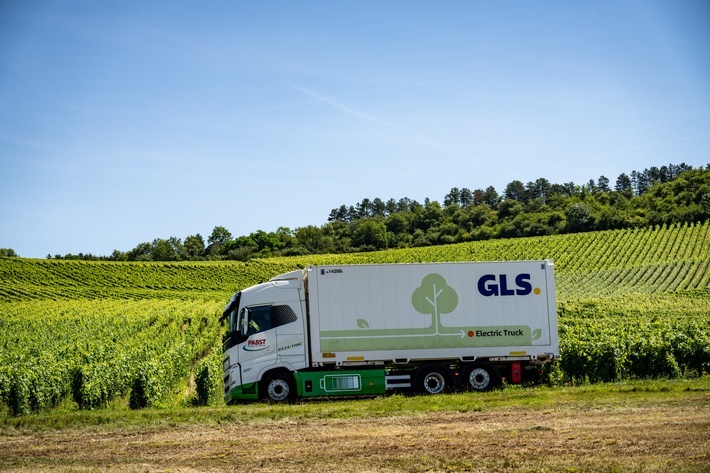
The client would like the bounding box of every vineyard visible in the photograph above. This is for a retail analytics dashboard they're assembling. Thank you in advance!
[1,222,708,415]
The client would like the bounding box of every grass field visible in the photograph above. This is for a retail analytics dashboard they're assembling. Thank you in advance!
[1,377,708,472]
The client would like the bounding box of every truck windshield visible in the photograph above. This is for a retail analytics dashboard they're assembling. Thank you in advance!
[221,292,242,336]
[228,308,240,334]
[221,292,245,351]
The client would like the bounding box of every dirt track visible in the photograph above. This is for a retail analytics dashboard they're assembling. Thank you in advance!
[1,399,708,472]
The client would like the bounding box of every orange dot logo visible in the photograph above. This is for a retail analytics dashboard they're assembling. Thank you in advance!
[533,287,541,295]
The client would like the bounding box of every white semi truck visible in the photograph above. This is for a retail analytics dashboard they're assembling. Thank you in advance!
[221,261,559,402]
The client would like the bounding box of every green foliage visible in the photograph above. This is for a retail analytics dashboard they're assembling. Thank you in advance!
[0,259,294,302]
[557,312,708,383]
[321,167,709,254]
[0,221,708,415]
[49,165,709,261]
[351,219,389,250]
[0,299,223,414]
[193,344,224,407]
[193,365,211,407]
[129,367,154,409]
[565,202,593,232]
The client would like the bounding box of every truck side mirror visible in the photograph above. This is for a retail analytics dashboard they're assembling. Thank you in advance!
[240,308,250,336]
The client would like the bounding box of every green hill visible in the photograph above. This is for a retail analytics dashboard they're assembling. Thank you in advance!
[1,222,708,415]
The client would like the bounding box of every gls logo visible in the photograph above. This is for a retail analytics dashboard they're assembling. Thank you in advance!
[478,273,541,297]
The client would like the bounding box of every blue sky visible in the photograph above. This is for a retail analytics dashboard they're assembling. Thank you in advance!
[1,1,708,258]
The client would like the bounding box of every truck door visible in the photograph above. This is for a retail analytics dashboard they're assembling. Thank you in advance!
[238,305,278,384]
[272,302,306,369]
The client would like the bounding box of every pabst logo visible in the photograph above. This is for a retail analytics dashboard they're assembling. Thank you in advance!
[244,336,269,351]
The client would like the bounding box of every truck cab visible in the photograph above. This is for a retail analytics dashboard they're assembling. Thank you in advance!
[221,270,308,402]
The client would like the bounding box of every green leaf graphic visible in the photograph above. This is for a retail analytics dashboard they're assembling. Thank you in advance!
[357,319,369,329]
[411,273,458,316]
[532,329,542,341]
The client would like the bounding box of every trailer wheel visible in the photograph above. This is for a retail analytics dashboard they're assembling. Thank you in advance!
[416,366,452,395]
[462,364,499,391]
[261,372,294,403]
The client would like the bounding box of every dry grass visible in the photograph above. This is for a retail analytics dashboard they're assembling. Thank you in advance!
[0,378,710,473]
[1,387,708,473]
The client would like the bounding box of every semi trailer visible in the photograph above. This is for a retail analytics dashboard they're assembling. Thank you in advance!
[221,261,559,402]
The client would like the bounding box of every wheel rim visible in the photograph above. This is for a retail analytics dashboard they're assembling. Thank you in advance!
[267,379,290,401]
[468,368,490,390]
[422,371,446,394]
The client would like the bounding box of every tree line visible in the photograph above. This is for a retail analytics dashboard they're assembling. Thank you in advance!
[32,162,710,261]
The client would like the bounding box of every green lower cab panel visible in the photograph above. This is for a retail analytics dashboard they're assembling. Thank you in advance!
[295,369,386,397]
[226,382,259,403]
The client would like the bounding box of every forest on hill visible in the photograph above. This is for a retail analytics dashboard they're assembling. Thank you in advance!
[25,162,710,262]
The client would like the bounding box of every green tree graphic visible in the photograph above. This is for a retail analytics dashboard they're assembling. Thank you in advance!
[411,273,458,332]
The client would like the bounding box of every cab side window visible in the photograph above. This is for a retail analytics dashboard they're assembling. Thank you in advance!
[246,306,272,336]
[245,305,298,336]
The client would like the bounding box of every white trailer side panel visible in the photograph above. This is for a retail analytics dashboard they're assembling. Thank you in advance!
[308,261,558,364]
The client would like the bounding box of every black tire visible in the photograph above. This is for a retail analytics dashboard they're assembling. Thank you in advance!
[461,363,500,391]
[260,372,295,402]
[416,366,453,395]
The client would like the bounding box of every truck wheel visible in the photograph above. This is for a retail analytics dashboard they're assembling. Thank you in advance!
[417,366,452,395]
[462,363,499,391]
[261,373,294,402]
